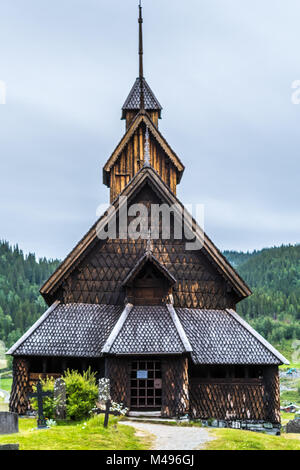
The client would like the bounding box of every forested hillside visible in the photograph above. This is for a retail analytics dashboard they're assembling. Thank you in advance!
[225,245,300,345]
[0,240,299,355]
[0,241,60,349]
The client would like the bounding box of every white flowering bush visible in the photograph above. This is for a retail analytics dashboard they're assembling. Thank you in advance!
[46,419,57,427]
[109,402,129,416]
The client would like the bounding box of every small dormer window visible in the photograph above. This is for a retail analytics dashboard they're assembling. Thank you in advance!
[122,252,176,306]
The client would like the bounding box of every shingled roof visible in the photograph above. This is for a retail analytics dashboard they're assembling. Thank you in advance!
[109,306,185,355]
[40,166,251,303]
[7,302,288,365]
[176,308,287,365]
[8,303,123,358]
[122,78,162,119]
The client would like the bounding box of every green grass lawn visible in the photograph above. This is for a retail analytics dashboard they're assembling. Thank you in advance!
[281,387,300,405]
[0,377,12,393]
[0,415,151,450]
[281,412,297,425]
[205,428,300,450]
[280,363,300,370]
[1,414,300,451]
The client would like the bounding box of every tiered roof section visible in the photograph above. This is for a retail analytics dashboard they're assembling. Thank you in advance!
[8,302,288,365]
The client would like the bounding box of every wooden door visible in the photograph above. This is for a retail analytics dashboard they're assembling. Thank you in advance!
[130,360,162,410]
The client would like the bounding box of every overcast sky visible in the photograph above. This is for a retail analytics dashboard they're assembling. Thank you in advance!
[0,0,299,260]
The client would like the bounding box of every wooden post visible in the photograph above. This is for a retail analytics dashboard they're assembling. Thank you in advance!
[104,400,111,428]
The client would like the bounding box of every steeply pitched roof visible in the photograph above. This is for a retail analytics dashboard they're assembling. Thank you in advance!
[176,308,288,365]
[40,166,252,301]
[7,303,123,357]
[103,111,185,187]
[109,305,186,355]
[122,78,162,119]
[7,302,288,365]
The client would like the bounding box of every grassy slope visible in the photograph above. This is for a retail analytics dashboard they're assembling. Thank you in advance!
[0,415,151,451]
[1,414,299,450]
[205,428,300,450]
[0,378,12,392]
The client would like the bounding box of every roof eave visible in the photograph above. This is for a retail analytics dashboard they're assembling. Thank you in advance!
[41,166,250,300]
[7,301,61,355]
[226,309,290,365]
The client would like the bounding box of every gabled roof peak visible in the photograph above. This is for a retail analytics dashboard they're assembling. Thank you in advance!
[40,165,252,303]
[122,251,177,288]
[103,111,184,191]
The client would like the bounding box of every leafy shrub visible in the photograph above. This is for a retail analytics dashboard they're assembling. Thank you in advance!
[30,368,98,422]
[64,368,98,421]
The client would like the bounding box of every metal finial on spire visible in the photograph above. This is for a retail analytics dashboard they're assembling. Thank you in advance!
[138,1,143,79]
[138,1,145,110]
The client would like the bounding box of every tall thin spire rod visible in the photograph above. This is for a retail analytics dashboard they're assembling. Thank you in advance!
[138,1,145,110]
[139,1,143,79]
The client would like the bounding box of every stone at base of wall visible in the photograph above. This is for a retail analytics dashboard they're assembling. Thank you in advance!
[0,444,19,450]
[198,419,281,436]
[286,419,300,434]
[0,412,19,435]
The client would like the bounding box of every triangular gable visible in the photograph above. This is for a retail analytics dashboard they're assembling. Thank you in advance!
[122,251,177,287]
[40,165,251,302]
[103,111,185,187]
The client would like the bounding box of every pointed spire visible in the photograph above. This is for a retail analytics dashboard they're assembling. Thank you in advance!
[138,1,145,110]
[121,2,163,123]
[138,1,144,80]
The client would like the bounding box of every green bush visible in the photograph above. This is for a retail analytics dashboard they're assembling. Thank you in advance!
[64,368,98,421]
[30,368,98,422]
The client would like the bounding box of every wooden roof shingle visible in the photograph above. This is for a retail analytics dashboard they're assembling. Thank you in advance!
[40,166,252,302]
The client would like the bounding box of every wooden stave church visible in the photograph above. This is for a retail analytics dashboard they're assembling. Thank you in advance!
[8,5,288,425]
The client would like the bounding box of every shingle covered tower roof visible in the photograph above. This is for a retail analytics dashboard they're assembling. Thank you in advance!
[122,2,162,121]
[122,77,162,119]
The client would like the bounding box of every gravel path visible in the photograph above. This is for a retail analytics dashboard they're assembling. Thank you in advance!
[121,421,214,450]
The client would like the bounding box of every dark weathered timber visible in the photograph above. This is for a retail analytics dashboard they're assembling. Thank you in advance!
[103,115,184,201]
[9,358,30,415]
[161,356,189,418]
[106,357,130,408]
[8,5,284,427]
[40,167,251,306]
[189,366,281,424]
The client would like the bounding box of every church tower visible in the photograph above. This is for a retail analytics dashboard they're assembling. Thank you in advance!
[102,3,185,202]
[9,3,286,430]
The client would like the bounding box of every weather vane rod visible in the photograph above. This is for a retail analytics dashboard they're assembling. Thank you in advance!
[138,0,145,110]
